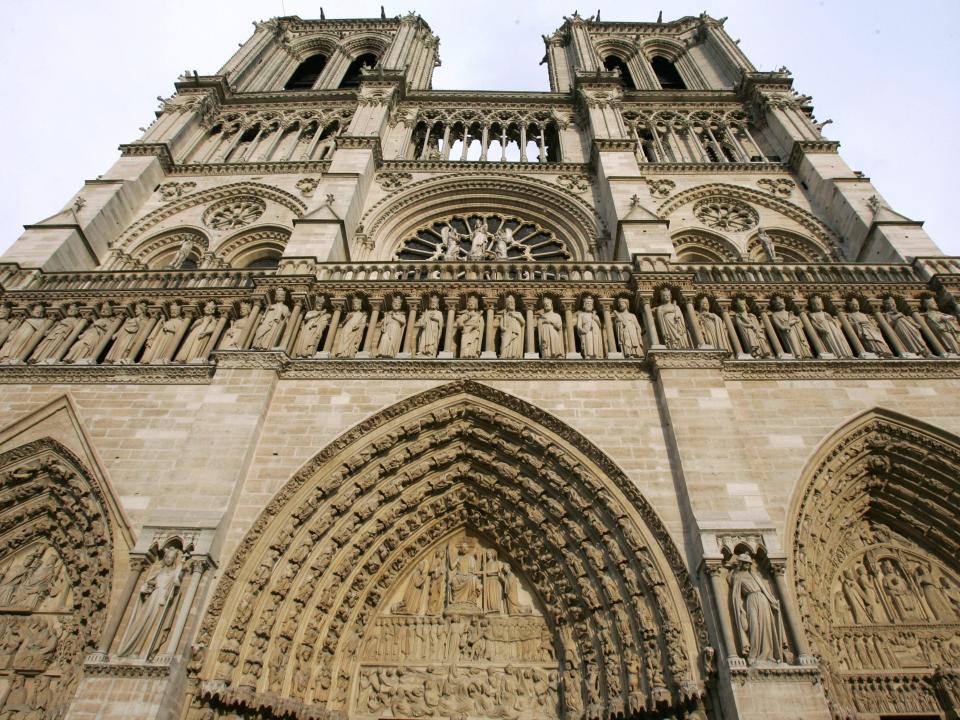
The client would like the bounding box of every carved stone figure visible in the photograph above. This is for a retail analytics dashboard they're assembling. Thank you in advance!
[468,219,489,260]
[425,549,446,615]
[612,298,643,358]
[441,225,462,261]
[0,306,16,348]
[769,296,812,357]
[141,303,187,363]
[176,301,219,362]
[0,305,48,363]
[730,553,785,664]
[18,549,61,609]
[13,618,58,669]
[840,568,872,624]
[695,297,731,353]
[757,228,778,262]
[105,302,149,364]
[29,304,81,363]
[916,565,955,621]
[576,297,604,358]
[846,298,892,356]
[733,298,771,358]
[0,547,44,606]
[654,288,691,349]
[220,301,253,351]
[482,549,505,614]
[537,298,564,358]
[332,297,368,358]
[167,236,196,269]
[882,297,929,356]
[251,289,291,350]
[920,297,960,354]
[64,303,114,363]
[393,560,427,615]
[497,295,525,359]
[448,544,482,611]
[376,296,407,358]
[493,226,512,259]
[808,295,852,357]
[455,296,484,359]
[878,559,921,622]
[292,305,331,358]
[415,295,444,358]
[117,547,186,657]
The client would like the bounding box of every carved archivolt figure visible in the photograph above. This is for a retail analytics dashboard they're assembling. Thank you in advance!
[769,296,811,357]
[415,295,444,358]
[537,298,564,358]
[332,297,368,358]
[0,305,48,363]
[117,546,186,657]
[920,297,960,354]
[292,305,331,358]
[219,301,253,350]
[730,553,785,664]
[733,298,771,358]
[141,302,187,363]
[846,298,892,357]
[177,301,219,362]
[497,294,525,359]
[376,296,407,358]
[30,304,82,364]
[455,296,484,359]
[105,302,150,363]
[251,289,291,350]
[612,298,643,358]
[576,297,605,358]
[808,295,852,357]
[695,297,731,353]
[64,303,114,363]
[654,289,691,349]
[882,297,929,356]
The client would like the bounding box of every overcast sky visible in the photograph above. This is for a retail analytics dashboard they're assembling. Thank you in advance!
[1,0,958,257]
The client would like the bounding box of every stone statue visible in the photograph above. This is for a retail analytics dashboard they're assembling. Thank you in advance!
[468,219,490,260]
[493,226,512,260]
[916,565,955,621]
[757,228,778,262]
[448,544,482,611]
[0,305,47,363]
[733,298,771,358]
[117,546,186,657]
[18,549,61,609]
[220,301,253,350]
[376,295,407,358]
[769,296,811,357]
[13,618,58,669]
[425,549,446,615]
[251,289,291,350]
[0,305,16,348]
[695,297,731,353]
[612,298,643,358]
[415,295,444,358]
[0,547,44,606]
[653,288,691,349]
[878,559,921,622]
[167,236,195,269]
[141,302,187,363]
[455,296,484,359]
[576,297,604,358]
[30,304,82,363]
[920,297,960,354]
[846,298,892,357]
[839,568,872,624]
[105,302,149,364]
[291,304,331,358]
[730,553,785,664]
[441,225,461,261]
[537,298,564,358]
[392,560,427,615]
[482,549,505,614]
[64,302,114,364]
[497,294,525,359]
[882,297,929,356]
[176,301,219,362]
[331,297,368,358]
[808,295,852,357]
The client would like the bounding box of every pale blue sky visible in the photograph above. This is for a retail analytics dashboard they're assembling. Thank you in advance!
[1,1,957,256]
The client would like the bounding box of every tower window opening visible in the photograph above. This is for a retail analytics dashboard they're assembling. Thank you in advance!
[652,56,686,90]
[603,56,636,90]
[339,53,379,89]
[284,54,328,90]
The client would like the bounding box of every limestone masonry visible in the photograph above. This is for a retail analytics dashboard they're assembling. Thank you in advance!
[0,10,957,720]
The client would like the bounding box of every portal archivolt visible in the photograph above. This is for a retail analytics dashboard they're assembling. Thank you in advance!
[189,381,709,719]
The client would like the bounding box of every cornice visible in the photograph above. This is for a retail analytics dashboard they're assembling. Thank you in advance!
[119,143,174,172]
[168,160,330,177]
[379,160,590,174]
[722,358,960,381]
[788,139,841,171]
[637,161,788,174]
[84,655,176,678]
[404,90,572,105]
[648,349,726,370]
[281,358,651,380]
[0,365,214,384]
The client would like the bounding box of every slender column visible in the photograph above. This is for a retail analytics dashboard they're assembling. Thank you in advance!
[538,125,547,163]
[441,126,452,159]
[599,300,619,357]
[718,302,745,356]
[359,298,382,357]
[771,563,815,665]
[481,298,497,358]
[162,558,206,656]
[440,296,458,358]
[420,124,432,159]
[97,558,145,654]
[911,307,946,356]
[562,299,579,358]
[684,300,704,348]
[459,127,470,161]
[261,123,287,161]
[320,300,344,355]
[401,306,418,357]
[305,122,326,160]
[836,308,867,357]
[281,298,304,354]
[480,125,490,161]
[873,305,908,357]
[523,297,537,358]
[639,296,661,349]
[519,125,528,162]
[704,563,742,666]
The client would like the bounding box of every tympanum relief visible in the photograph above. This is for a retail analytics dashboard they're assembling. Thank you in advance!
[353,531,559,720]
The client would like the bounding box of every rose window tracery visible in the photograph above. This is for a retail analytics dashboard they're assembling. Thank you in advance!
[693,198,758,232]
[203,197,266,231]
[395,214,571,262]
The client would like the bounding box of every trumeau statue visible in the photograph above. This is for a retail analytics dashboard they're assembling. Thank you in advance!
[846,298,892,357]
[219,301,254,350]
[808,295,852,357]
[920,296,960,354]
[0,305,48,363]
[117,546,186,658]
[251,289,290,350]
[415,295,443,357]
[695,297,731,354]
[332,296,368,358]
[141,302,188,363]
[455,296,484,358]
[729,553,786,664]
[30,303,82,364]
[612,298,643,358]
[733,298,771,358]
[769,296,811,357]
[176,301,219,362]
[376,295,407,358]
[64,302,115,364]
[576,296,604,358]
[497,294,525,358]
[654,288,691,349]
[537,298,564,358]
[292,302,331,358]
[882,296,929,356]
[105,302,150,364]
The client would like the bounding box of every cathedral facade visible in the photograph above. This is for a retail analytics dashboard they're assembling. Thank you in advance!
[0,11,958,720]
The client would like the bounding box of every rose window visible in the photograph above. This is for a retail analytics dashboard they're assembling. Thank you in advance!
[203,197,266,231]
[693,198,758,232]
[395,214,571,262]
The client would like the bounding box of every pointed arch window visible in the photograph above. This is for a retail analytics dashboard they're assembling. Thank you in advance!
[339,52,379,89]
[602,55,636,90]
[284,54,328,91]
[651,56,686,90]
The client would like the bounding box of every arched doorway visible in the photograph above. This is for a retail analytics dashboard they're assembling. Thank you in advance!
[789,409,960,717]
[187,381,711,719]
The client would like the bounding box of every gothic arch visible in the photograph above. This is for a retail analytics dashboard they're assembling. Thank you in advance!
[127,227,210,269]
[189,381,710,720]
[213,226,291,268]
[745,228,830,263]
[359,174,606,261]
[788,408,960,716]
[671,230,741,263]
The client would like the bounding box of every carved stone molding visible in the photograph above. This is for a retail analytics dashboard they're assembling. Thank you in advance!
[0,364,214,384]
[722,358,960,380]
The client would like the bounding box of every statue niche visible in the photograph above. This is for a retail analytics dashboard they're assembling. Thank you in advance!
[356,530,558,720]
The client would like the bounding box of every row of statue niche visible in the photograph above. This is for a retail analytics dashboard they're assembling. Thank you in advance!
[435,220,527,262]
[0,616,60,672]
[355,664,559,720]
[650,290,960,359]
